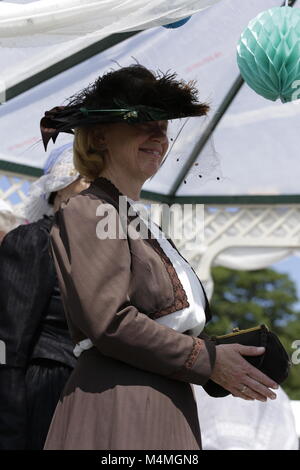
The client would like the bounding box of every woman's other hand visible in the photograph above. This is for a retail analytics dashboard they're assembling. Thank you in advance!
[210,344,279,401]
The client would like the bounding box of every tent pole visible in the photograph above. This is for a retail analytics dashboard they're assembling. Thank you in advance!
[4,31,141,102]
[168,74,244,200]
[168,0,298,200]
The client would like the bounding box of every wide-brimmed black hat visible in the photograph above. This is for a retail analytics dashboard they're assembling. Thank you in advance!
[40,65,209,150]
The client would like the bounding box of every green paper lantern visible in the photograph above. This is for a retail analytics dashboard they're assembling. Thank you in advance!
[237,6,300,102]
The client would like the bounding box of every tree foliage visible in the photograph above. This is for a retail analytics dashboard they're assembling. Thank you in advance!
[203,266,300,400]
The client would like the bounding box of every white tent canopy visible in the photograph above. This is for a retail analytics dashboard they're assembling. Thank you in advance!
[0,0,220,90]
[1,0,299,202]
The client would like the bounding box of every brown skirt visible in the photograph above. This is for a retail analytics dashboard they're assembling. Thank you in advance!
[44,347,202,450]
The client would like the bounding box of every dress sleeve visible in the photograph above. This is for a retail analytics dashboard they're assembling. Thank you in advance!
[0,223,55,449]
[51,195,216,385]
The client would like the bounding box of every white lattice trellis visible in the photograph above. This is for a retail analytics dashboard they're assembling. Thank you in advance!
[0,171,36,210]
[173,204,300,297]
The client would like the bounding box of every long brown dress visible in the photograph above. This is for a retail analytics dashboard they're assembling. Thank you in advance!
[44,177,216,450]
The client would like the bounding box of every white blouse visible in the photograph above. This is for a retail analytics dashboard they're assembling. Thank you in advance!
[73,199,206,358]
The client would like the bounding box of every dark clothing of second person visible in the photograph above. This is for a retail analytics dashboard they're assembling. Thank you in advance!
[0,215,76,450]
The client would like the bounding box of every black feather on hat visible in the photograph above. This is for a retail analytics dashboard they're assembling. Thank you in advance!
[40,65,209,150]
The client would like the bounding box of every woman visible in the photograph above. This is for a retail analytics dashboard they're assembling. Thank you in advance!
[0,145,89,449]
[42,65,278,450]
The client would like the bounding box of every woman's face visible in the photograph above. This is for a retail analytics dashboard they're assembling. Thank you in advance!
[98,120,169,181]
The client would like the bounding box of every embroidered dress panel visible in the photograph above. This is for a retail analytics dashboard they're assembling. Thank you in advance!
[73,198,206,358]
[128,199,206,337]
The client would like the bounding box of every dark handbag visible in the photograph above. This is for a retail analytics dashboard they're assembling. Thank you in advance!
[203,324,291,398]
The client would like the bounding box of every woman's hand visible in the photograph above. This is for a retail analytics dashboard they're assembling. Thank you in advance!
[210,344,279,401]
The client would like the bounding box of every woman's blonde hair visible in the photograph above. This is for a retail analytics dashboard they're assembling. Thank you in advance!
[73,126,106,180]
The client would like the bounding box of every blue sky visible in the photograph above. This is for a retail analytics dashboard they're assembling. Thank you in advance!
[272,256,300,310]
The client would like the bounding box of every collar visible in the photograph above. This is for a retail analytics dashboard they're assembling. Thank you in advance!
[91,176,127,204]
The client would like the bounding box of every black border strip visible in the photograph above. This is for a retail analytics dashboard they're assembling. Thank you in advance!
[4,31,141,102]
[141,190,300,205]
[0,160,43,177]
